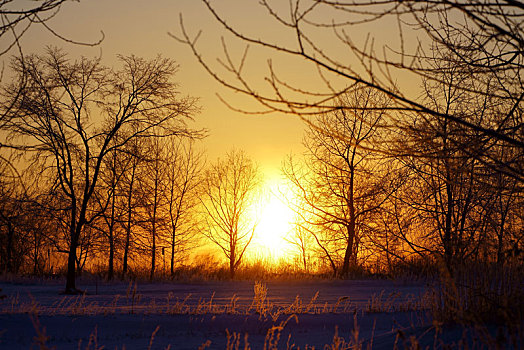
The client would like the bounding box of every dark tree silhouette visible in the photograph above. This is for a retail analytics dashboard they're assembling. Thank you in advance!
[163,138,203,277]
[1,48,198,293]
[284,88,395,276]
[138,137,168,281]
[119,135,144,278]
[201,149,260,278]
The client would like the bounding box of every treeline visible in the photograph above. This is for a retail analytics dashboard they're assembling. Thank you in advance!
[0,45,523,291]
[0,49,206,292]
[0,135,203,280]
[0,48,270,291]
[177,0,524,280]
[0,48,523,291]
[285,87,523,277]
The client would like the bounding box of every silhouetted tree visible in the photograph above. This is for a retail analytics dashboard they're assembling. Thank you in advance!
[91,141,127,280]
[177,1,523,276]
[0,156,27,273]
[137,137,169,280]
[286,225,313,273]
[163,138,203,277]
[1,48,198,293]
[119,135,145,278]
[388,44,520,273]
[201,149,260,278]
[284,88,394,276]
[0,154,59,275]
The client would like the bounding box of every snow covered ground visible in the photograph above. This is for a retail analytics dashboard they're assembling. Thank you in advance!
[0,279,490,349]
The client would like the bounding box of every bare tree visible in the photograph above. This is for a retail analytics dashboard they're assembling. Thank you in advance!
[201,149,260,278]
[0,155,64,275]
[175,0,523,182]
[91,141,128,280]
[384,44,519,273]
[0,156,27,273]
[1,48,198,293]
[0,1,103,273]
[487,169,522,266]
[137,137,169,280]
[129,136,203,279]
[163,138,203,277]
[286,224,313,273]
[284,88,395,276]
[119,136,144,278]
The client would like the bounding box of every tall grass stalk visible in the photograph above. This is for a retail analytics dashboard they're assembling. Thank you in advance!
[431,263,524,326]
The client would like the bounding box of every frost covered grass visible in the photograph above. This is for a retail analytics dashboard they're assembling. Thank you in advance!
[0,276,522,349]
[430,263,524,326]
[0,281,367,318]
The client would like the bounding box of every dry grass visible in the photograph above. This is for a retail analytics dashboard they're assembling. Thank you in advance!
[366,290,430,314]
[198,314,371,350]
[4,261,522,349]
[430,263,524,326]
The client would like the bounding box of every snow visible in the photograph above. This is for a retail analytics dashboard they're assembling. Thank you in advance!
[0,279,487,349]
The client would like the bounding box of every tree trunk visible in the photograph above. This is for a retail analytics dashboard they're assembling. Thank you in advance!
[65,228,79,293]
[444,179,454,274]
[122,163,136,278]
[65,200,88,293]
[33,235,39,275]
[341,224,355,277]
[341,165,356,277]
[108,232,115,280]
[302,244,307,273]
[150,171,159,281]
[122,227,130,277]
[169,203,183,277]
[5,222,13,273]
[150,230,156,280]
[170,232,175,277]
[229,257,235,279]
[229,242,235,279]
[107,186,116,280]
[496,217,506,266]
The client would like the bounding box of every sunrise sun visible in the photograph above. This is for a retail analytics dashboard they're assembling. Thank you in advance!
[250,180,297,262]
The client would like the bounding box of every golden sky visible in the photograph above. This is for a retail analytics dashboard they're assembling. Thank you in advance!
[10,0,307,183]
[8,0,426,183]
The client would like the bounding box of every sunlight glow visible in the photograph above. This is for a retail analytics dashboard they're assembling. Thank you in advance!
[250,178,297,263]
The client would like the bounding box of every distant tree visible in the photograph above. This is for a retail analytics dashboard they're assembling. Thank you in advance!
[163,138,203,277]
[284,88,394,276]
[119,136,145,278]
[130,136,203,279]
[1,48,198,293]
[91,141,127,280]
[485,164,522,266]
[137,137,168,280]
[201,149,260,278]
[0,154,57,275]
[0,156,27,273]
[286,224,313,273]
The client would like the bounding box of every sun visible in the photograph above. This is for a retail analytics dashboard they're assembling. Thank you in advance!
[250,180,297,262]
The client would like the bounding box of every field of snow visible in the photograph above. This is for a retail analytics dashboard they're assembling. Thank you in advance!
[0,279,480,349]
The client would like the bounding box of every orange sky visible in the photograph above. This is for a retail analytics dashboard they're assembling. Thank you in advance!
[1,0,436,262]
[7,0,306,183]
[7,0,425,186]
